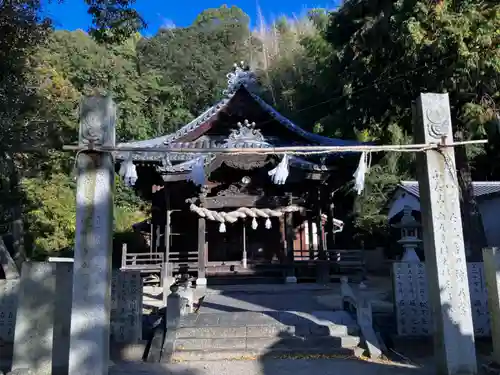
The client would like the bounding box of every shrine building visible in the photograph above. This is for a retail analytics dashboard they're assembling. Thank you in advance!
[115,63,367,285]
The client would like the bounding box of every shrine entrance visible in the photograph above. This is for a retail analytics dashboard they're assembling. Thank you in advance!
[207,220,243,264]
[206,217,283,269]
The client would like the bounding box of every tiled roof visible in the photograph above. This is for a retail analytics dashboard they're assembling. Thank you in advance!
[114,64,369,180]
[399,181,500,198]
[115,86,366,163]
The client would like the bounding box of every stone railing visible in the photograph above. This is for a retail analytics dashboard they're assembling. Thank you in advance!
[340,277,383,359]
[143,277,196,363]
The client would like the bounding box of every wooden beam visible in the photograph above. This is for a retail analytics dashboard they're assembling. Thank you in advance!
[161,168,329,183]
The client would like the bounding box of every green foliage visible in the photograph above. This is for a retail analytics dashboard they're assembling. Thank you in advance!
[254,2,500,247]
[22,174,145,259]
[32,29,192,142]
[137,5,254,115]
[84,0,146,44]
[3,2,500,254]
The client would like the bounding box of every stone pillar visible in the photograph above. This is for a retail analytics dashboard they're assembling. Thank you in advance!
[413,93,477,375]
[162,262,174,306]
[483,248,500,364]
[68,96,116,375]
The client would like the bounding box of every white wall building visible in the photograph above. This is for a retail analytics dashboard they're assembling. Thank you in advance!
[387,181,500,247]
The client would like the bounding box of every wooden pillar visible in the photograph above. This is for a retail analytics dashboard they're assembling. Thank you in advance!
[316,191,326,259]
[165,210,171,272]
[149,222,154,254]
[279,216,287,263]
[326,199,335,249]
[242,221,247,269]
[196,217,207,286]
[162,188,173,299]
[285,212,297,283]
[414,93,476,375]
[307,214,315,260]
[316,198,329,284]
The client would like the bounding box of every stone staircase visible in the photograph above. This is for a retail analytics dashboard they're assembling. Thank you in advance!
[165,310,362,361]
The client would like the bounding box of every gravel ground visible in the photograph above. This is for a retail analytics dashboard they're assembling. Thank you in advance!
[109,358,434,375]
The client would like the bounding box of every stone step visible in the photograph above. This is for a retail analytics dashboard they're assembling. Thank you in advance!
[174,335,361,352]
[175,322,359,338]
[167,310,362,361]
[108,340,358,363]
[178,311,359,335]
[169,347,358,362]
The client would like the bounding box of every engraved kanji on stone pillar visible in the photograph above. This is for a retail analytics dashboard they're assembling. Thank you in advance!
[483,248,500,364]
[69,95,116,375]
[413,93,477,375]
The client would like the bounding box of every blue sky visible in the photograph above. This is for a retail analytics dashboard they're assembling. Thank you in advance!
[43,0,339,34]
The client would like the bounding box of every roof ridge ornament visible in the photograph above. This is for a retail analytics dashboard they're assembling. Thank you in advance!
[224,61,257,96]
[228,119,265,144]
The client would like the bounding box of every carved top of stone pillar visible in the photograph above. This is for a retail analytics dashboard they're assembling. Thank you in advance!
[415,93,453,143]
[79,95,117,147]
[426,106,451,139]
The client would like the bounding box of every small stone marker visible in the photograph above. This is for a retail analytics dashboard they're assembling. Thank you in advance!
[178,279,194,315]
[166,284,182,328]
[413,93,477,374]
[483,248,500,364]
[393,262,490,337]
[393,262,432,336]
[11,262,56,374]
[110,271,143,342]
[0,279,19,342]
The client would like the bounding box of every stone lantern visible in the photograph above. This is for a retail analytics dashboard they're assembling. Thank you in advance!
[392,205,422,262]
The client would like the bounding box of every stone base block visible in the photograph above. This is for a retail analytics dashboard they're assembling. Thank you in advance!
[196,278,207,286]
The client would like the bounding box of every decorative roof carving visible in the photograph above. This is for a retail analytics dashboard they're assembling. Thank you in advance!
[227,120,265,145]
[224,62,257,96]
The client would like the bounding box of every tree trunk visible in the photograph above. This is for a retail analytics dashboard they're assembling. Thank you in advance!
[454,131,487,261]
[5,152,26,270]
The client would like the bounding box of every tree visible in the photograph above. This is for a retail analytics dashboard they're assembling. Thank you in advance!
[84,0,146,44]
[323,0,500,255]
[0,0,145,262]
[138,5,254,115]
